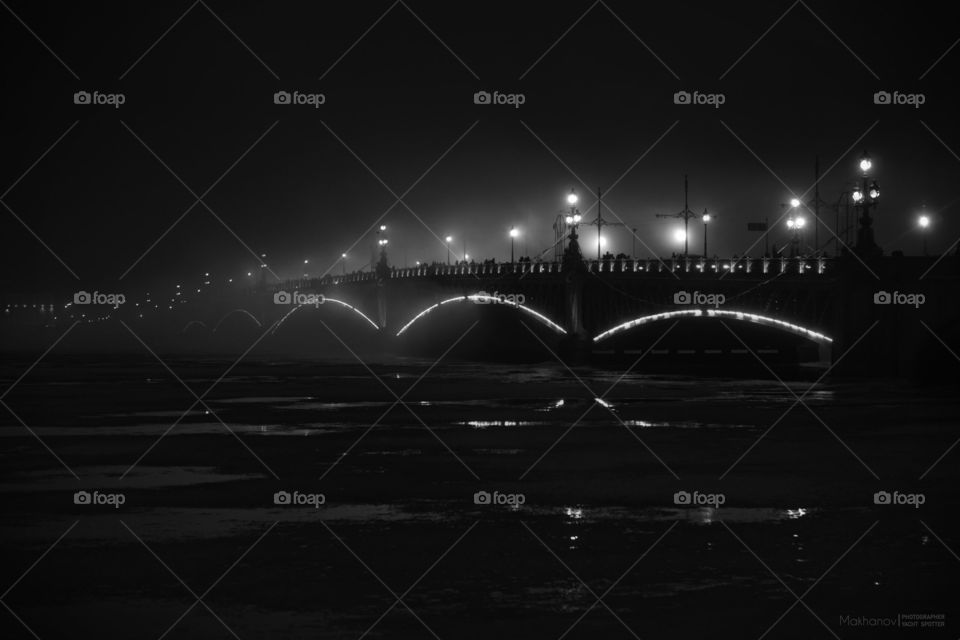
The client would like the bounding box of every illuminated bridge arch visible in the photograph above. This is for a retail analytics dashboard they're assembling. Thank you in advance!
[270,297,379,334]
[593,309,833,344]
[213,309,262,332]
[396,294,567,337]
[181,320,209,334]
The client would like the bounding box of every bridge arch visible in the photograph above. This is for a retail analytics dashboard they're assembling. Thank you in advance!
[395,294,567,337]
[593,309,832,344]
[213,309,262,333]
[181,320,209,334]
[270,297,379,334]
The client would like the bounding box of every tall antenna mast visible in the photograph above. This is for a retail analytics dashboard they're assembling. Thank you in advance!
[585,187,624,261]
[656,174,705,257]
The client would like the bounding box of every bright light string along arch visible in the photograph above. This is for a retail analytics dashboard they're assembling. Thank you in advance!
[593,310,702,343]
[395,295,567,337]
[705,309,832,343]
[270,297,380,334]
[593,309,832,344]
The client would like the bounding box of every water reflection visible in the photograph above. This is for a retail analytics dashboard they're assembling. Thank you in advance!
[564,506,584,520]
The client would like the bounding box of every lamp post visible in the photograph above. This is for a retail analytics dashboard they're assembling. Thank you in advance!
[918,213,930,256]
[445,235,452,265]
[374,225,387,272]
[509,226,519,263]
[341,253,347,275]
[702,213,711,256]
[565,189,582,245]
[786,214,806,257]
[853,152,880,256]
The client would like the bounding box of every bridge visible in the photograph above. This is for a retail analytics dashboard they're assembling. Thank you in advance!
[4,253,958,378]
[220,252,955,377]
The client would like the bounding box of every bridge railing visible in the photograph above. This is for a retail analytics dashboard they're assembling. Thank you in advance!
[285,257,830,289]
[587,256,828,275]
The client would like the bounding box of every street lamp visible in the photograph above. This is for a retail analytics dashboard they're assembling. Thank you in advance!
[567,189,579,206]
[445,235,453,265]
[786,215,806,257]
[341,252,348,275]
[853,151,880,255]
[509,226,519,263]
[918,213,931,256]
[702,213,712,256]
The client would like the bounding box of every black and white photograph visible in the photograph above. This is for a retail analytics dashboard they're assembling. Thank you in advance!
[1,1,959,637]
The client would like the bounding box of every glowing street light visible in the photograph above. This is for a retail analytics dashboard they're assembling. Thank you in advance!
[789,197,801,208]
[340,252,348,275]
[445,235,453,265]
[786,215,806,256]
[567,189,579,206]
[509,226,519,263]
[702,213,712,256]
[673,228,687,244]
[853,151,880,255]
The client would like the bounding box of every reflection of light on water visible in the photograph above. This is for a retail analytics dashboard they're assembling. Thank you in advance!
[624,420,658,428]
[460,420,538,428]
[696,507,717,524]
[784,508,808,519]
[538,399,565,412]
[564,507,584,520]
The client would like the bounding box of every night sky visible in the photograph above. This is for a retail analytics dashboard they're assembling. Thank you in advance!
[2,0,959,295]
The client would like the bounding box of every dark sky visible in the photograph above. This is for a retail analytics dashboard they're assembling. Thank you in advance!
[2,0,959,295]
